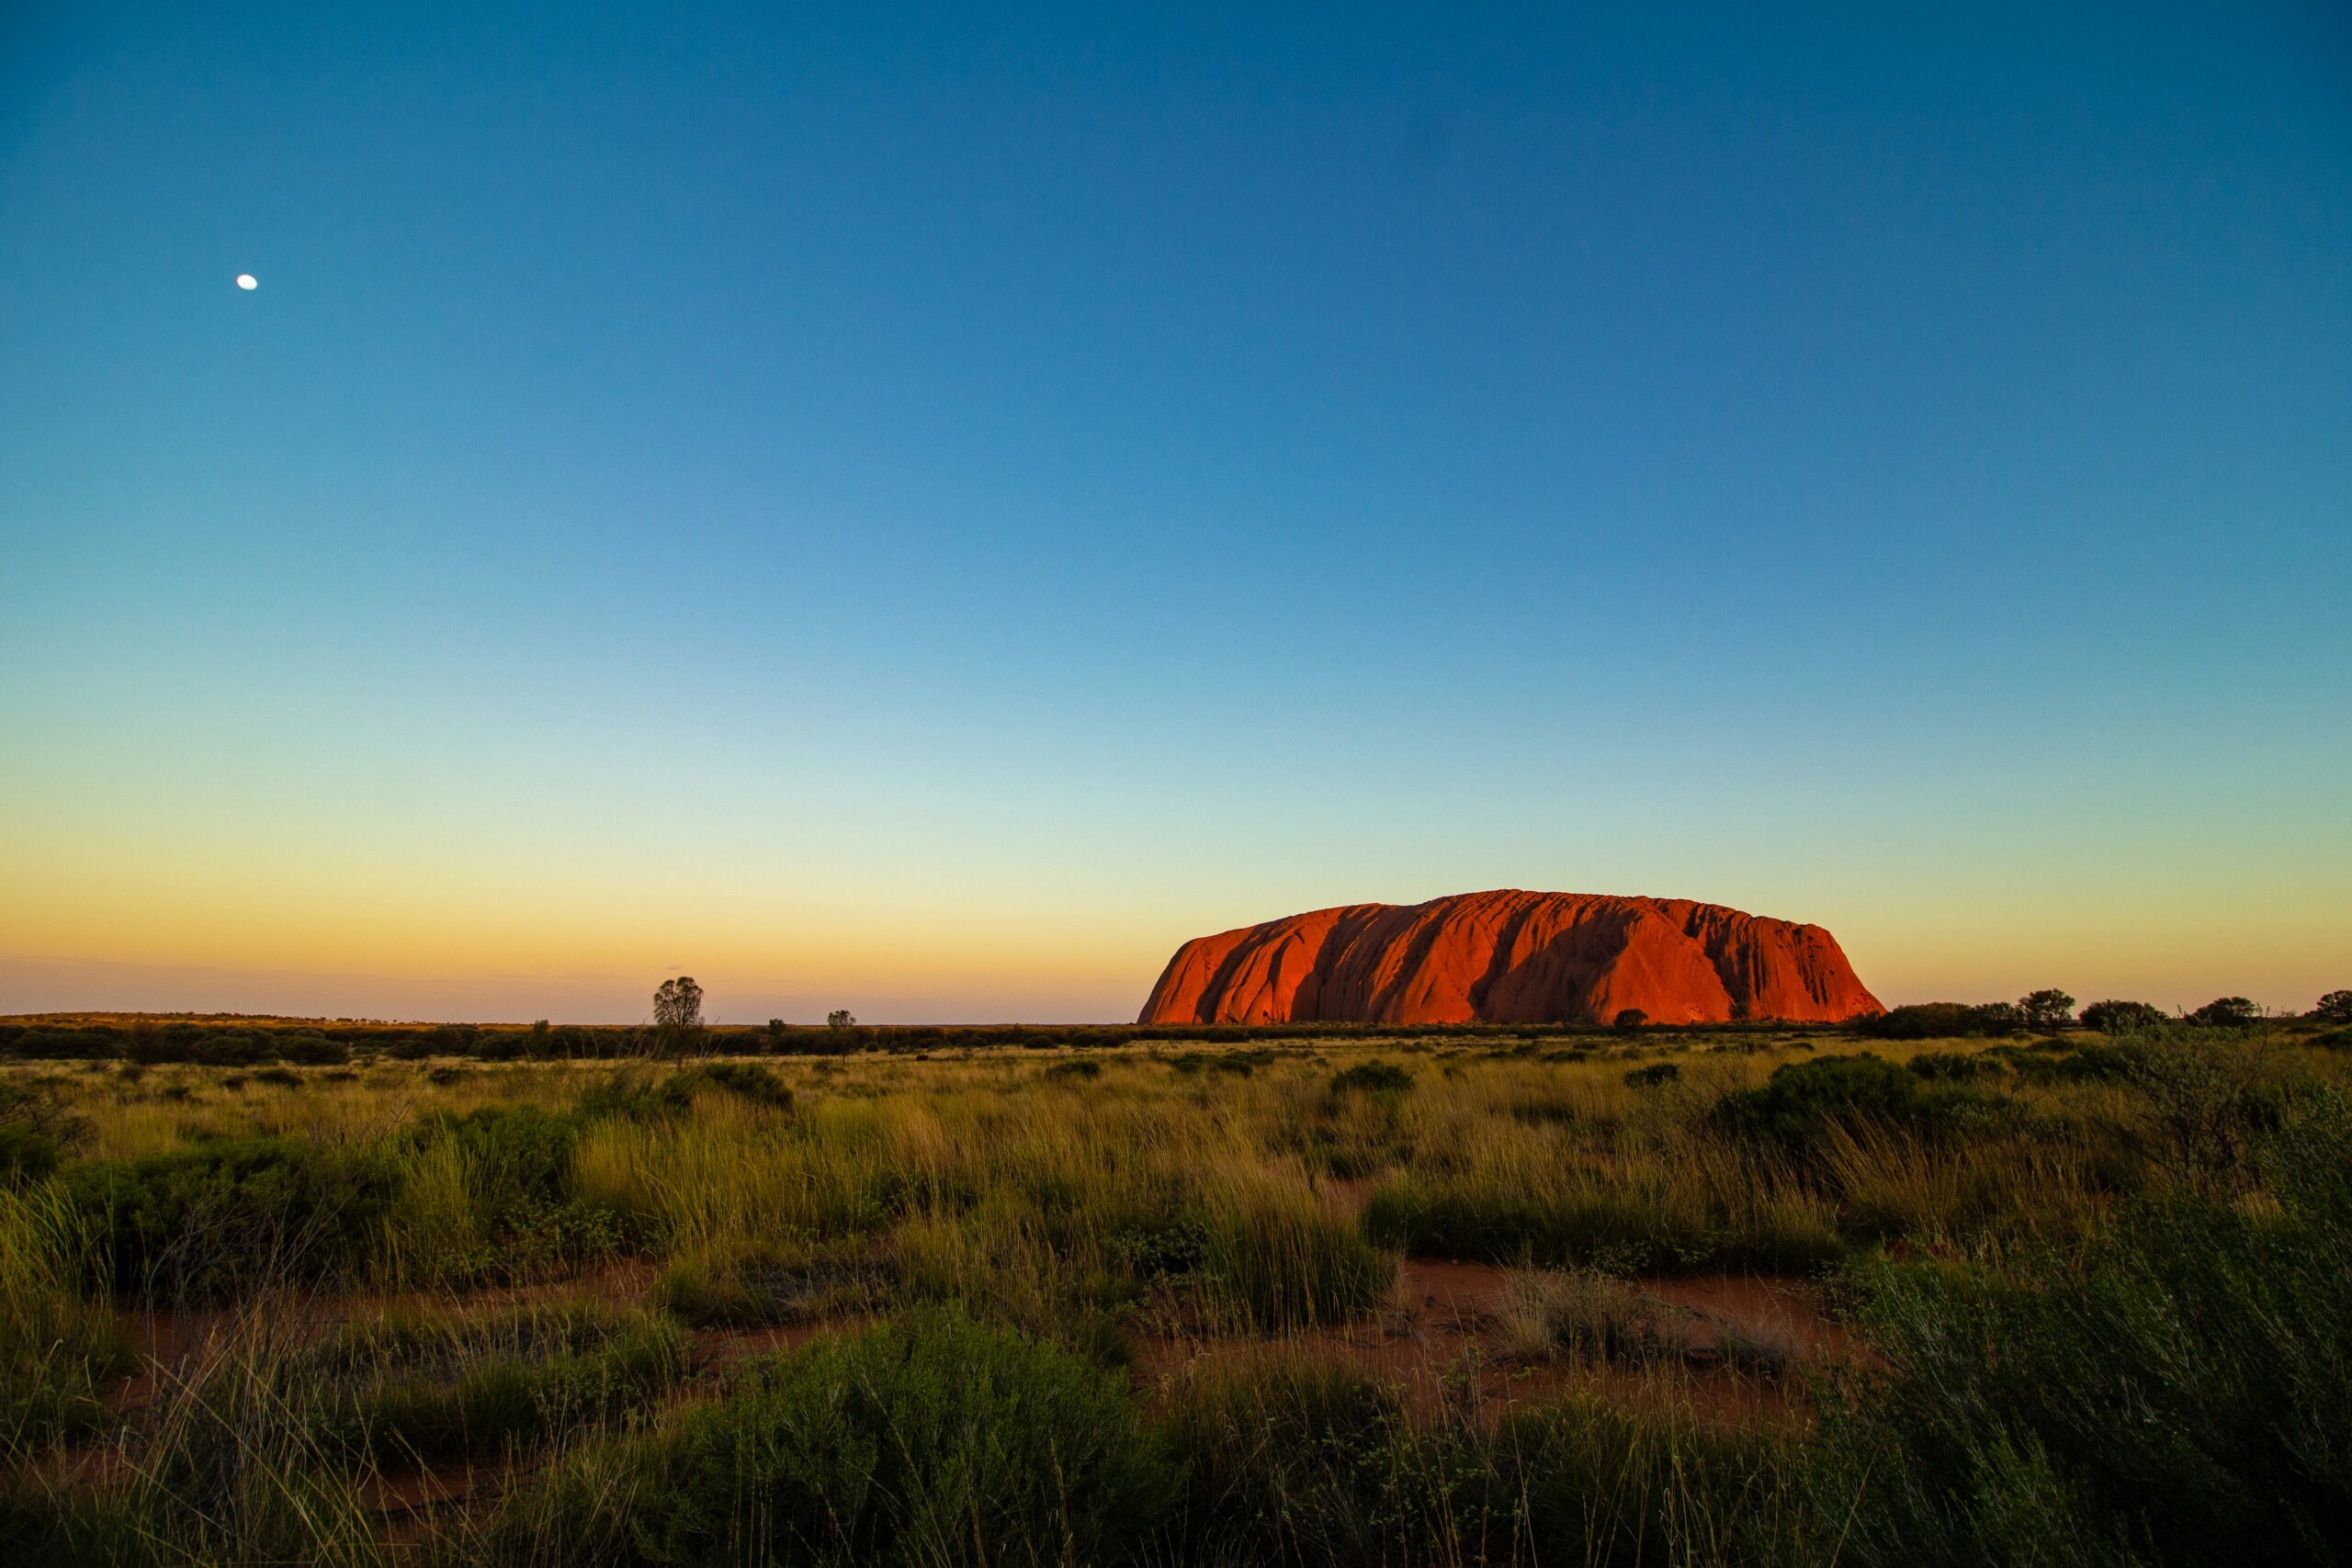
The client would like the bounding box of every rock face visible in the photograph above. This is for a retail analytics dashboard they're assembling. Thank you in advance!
[1138,889,1883,1026]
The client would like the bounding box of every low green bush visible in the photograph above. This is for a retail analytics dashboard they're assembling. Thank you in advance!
[62,1136,399,1300]
[0,1079,85,1184]
[1200,1187,1391,1331]
[1800,1092,2352,1566]
[1363,1174,1844,1276]
[627,1308,1178,1566]
[1905,1049,1993,1081]
[1716,1052,2003,1151]
[322,1307,685,1466]
[1152,1356,1418,1564]
[1329,1060,1413,1096]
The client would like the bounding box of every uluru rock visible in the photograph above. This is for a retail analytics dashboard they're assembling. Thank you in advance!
[1138,889,1883,1026]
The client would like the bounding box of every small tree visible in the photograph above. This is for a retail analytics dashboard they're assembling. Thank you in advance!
[2313,990,2352,1026]
[827,1010,855,1030]
[2079,998,2166,1035]
[653,976,707,1058]
[2018,989,2075,1033]
[1612,1008,1648,1033]
[2188,996,2261,1028]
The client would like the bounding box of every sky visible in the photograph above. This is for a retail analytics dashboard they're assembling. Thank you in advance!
[3,2,2347,1023]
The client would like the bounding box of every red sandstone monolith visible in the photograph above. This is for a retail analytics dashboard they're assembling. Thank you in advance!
[1137,889,1883,1026]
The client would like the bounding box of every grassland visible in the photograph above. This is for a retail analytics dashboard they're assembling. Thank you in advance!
[1,1021,2346,1565]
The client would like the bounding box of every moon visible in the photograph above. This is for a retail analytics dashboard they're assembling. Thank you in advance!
[236,274,257,290]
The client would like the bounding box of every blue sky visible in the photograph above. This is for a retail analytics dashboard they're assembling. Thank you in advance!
[3,2,2347,1021]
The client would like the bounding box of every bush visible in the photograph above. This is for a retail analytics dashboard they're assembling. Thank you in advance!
[1488,1394,1794,1565]
[673,1061,794,1111]
[1854,1003,2026,1040]
[1150,1354,1793,1567]
[2079,998,2167,1034]
[322,1306,685,1465]
[579,1063,795,1122]
[1623,1061,1680,1089]
[650,1245,878,1329]
[1329,1060,1413,1096]
[0,1182,131,1443]
[2017,989,2076,1033]
[63,1137,399,1300]
[628,1308,1179,1566]
[392,1107,628,1283]
[1361,1173,1841,1276]
[1152,1356,1416,1564]
[2190,996,2263,1027]
[1798,1094,2352,1566]
[1200,1184,1391,1332]
[2314,990,2352,1026]
[0,1079,85,1184]
[2000,1041,2136,1084]
[1905,1050,1992,1082]
[1716,1053,1991,1149]
[273,1033,351,1066]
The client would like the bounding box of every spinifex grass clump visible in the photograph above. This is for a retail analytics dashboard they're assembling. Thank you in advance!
[1150,1348,1797,1566]
[516,1307,1179,1568]
[383,1105,631,1287]
[1196,1179,1394,1333]
[62,1135,400,1302]
[0,1181,130,1443]
[1713,1051,2004,1149]
[1493,1269,1692,1364]
[0,1077,85,1182]
[1802,1090,2352,1567]
[306,1303,687,1467]
[650,1238,885,1329]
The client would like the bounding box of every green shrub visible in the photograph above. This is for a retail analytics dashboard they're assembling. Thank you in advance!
[628,1308,1178,1566]
[1906,1049,1993,1081]
[2080,998,2168,1034]
[274,1033,351,1066]
[1623,1061,1680,1089]
[1800,1093,2352,1566]
[1329,1060,1413,1096]
[1992,1040,2134,1084]
[1855,1002,2023,1040]
[1044,1058,1102,1081]
[0,1079,85,1184]
[1486,1394,1794,1564]
[0,1182,131,1443]
[1151,1356,1793,1567]
[1717,1052,1999,1150]
[1200,1186,1391,1331]
[672,1061,795,1111]
[1367,1177,1691,1272]
[1151,1356,1419,1564]
[62,1136,398,1300]
[1363,1172,1843,1277]
[322,1306,685,1465]
[650,1245,876,1329]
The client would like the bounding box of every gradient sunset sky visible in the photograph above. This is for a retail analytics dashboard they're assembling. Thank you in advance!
[4,3,2347,1022]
